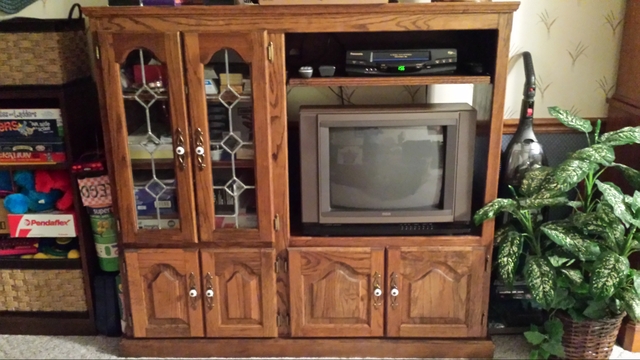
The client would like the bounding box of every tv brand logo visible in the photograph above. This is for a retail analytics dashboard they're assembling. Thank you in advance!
[24,219,72,227]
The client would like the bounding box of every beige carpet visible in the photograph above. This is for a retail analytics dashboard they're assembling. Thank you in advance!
[0,334,637,359]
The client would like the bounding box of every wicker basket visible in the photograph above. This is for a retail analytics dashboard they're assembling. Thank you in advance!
[557,311,625,359]
[0,4,90,86]
[0,268,87,312]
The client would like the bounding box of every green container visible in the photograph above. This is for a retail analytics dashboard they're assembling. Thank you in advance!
[88,207,119,272]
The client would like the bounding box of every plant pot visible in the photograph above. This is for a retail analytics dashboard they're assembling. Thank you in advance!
[557,311,625,359]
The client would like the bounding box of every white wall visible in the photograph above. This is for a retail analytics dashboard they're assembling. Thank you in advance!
[0,0,108,19]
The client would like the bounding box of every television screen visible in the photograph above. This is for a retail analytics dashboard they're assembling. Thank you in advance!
[328,125,445,211]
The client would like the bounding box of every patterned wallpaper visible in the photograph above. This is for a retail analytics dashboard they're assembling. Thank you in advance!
[499,0,626,120]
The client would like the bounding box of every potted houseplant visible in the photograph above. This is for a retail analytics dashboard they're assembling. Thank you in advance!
[474,106,640,359]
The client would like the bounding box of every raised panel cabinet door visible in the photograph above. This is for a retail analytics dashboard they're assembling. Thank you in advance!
[200,249,277,337]
[182,32,275,245]
[386,247,485,337]
[124,249,204,338]
[289,248,385,337]
[96,32,197,244]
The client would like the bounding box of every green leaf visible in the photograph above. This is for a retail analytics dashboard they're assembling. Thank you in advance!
[634,270,640,295]
[596,180,640,227]
[524,330,547,345]
[627,192,640,213]
[497,231,524,286]
[571,144,615,166]
[548,106,593,133]
[518,196,571,209]
[560,268,583,285]
[572,282,590,295]
[473,198,517,225]
[553,159,598,192]
[520,166,553,198]
[583,300,609,319]
[617,288,640,322]
[541,341,566,358]
[547,253,571,268]
[600,126,640,146]
[591,252,630,300]
[613,163,640,191]
[494,225,516,246]
[551,288,575,310]
[568,308,588,322]
[596,204,626,244]
[525,257,556,308]
[572,211,620,250]
[529,349,540,360]
[544,318,564,342]
[541,223,601,260]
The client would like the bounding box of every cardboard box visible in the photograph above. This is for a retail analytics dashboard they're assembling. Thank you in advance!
[8,213,77,238]
[0,109,63,137]
[0,140,65,153]
[137,218,180,230]
[0,201,9,235]
[134,173,177,216]
[0,119,63,140]
[0,152,65,164]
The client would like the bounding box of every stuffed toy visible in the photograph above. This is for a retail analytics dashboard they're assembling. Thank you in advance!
[3,170,73,214]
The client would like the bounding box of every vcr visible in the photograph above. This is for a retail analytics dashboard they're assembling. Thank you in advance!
[302,222,471,237]
[346,49,457,76]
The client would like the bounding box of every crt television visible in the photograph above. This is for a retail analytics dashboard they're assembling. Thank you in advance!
[299,104,476,236]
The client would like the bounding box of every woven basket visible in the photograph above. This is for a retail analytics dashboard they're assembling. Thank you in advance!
[557,311,625,359]
[0,269,87,312]
[0,4,90,86]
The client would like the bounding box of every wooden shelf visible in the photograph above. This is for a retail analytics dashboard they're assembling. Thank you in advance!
[0,311,95,335]
[0,258,82,270]
[288,75,491,87]
[0,163,68,171]
[131,158,254,170]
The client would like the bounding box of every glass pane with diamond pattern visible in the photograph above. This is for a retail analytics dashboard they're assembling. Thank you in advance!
[120,49,181,231]
[206,49,257,229]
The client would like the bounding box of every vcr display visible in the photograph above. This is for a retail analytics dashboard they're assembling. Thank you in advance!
[346,49,457,76]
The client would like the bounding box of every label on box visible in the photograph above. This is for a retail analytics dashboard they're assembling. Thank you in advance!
[137,218,180,229]
[0,152,65,164]
[78,176,113,208]
[8,213,77,238]
[0,119,62,139]
[0,141,64,153]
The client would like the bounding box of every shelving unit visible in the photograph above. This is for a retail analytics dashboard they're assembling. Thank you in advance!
[0,78,100,335]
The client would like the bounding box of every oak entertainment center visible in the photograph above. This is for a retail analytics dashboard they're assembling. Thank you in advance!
[85,2,519,358]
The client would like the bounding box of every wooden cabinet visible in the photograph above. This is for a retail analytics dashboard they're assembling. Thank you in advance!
[125,249,204,338]
[386,247,486,338]
[288,248,385,337]
[201,249,277,337]
[86,2,518,357]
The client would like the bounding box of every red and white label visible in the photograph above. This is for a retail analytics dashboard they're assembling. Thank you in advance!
[8,213,77,238]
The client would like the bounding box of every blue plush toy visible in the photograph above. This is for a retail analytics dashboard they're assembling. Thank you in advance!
[4,171,61,214]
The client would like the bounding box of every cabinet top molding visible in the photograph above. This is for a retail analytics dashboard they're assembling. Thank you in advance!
[85,2,519,32]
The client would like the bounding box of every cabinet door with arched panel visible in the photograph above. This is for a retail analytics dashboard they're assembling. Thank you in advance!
[125,249,204,338]
[183,32,275,245]
[97,32,197,244]
[386,247,486,338]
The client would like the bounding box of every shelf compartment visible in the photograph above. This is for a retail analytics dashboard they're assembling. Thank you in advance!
[288,75,491,87]
[131,158,254,170]
[0,258,82,270]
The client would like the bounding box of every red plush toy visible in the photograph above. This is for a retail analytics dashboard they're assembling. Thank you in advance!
[34,170,73,211]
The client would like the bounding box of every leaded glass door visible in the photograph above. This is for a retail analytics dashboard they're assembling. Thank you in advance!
[97,32,197,244]
[183,32,274,244]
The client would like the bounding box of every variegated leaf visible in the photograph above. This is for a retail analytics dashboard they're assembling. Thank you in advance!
[524,257,556,308]
[518,196,570,209]
[494,225,516,246]
[591,252,630,300]
[541,223,601,260]
[617,288,640,322]
[497,232,523,286]
[548,106,593,133]
[473,198,517,225]
[520,166,553,198]
[596,180,640,227]
[613,163,640,191]
[570,144,615,166]
[600,126,640,147]
[572,211,619,250]
[624,191,640,212]
[553,159,598,192]
[560,268,584,286]
[597,204,626,243]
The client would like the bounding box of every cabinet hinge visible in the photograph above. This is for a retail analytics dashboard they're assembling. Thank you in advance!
[116,219,121,232]
[277,313,290,327]
[121,261,126,274]
[185,85,189,95]
[128,314,133,327]
[484,254,490,272]
[481,312,486,326]
[95,45,100,60]
[273,214,280,232]
[275,256,288,274]
[267,41,274,63]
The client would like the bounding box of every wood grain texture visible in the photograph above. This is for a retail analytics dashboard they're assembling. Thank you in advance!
[125,249,203,338]
[386,247,485,338]
[289,75,491,87]
[200,249,277,338]
[289,235,483,248]
[120,337,495,358]
[97,32,197,245]
[0,312,96,335]
[288,248,384,337]
[267,33,292,337]
[618,319,640,353]
[614,0,640,109]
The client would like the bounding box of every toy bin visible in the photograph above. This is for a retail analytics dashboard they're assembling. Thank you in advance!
[0,268,87,311]
[0,4,90,86]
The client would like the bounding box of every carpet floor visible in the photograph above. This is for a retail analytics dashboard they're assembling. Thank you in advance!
[0,334,638,359]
